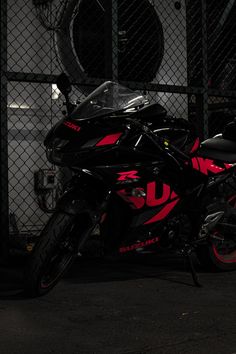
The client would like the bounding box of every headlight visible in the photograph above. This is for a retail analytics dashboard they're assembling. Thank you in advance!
[46,139,69,165]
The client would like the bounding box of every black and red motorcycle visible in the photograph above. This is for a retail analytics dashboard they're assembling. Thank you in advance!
[24,74,236,296]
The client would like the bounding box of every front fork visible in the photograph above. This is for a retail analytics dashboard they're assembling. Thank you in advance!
[76,191,112,253]
[56,174,112,253]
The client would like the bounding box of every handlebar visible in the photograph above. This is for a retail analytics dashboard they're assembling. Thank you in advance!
[125,118,190,170]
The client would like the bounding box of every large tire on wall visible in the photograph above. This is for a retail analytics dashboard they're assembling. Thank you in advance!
[56,0,164,92]
[24,212,82,297]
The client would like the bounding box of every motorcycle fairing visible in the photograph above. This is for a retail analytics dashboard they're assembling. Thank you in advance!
[190,137,200,154]
[117,179,180,226]
[96,132,123,146]
[63,120,81,133]
[190,157,234,176]
[114,154,235,227]
[131,198,180,226]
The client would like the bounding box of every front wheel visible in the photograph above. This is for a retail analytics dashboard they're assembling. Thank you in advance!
[197,185,236,271]
[24,212,84,297]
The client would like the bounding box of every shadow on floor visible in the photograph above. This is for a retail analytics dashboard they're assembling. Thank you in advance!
[0,252,203,299]
[64,253,202,287]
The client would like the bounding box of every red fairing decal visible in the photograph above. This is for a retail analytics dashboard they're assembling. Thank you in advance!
[117,170,140,181]
[191,157,233,175]
[96,132,122,146]
[117,189,145,209]
[146,182,171,207]
[144,199,179,225]
[117,181,180,224]
[119,237,159,254]
[63,121,81,132]
[190,137,200,154]
[117,181,178,209]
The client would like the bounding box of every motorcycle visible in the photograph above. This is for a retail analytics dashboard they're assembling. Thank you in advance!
[24,74,236,296]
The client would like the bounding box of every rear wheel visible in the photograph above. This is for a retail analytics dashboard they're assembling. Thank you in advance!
[197,182,236,271]
[24,212,84,297]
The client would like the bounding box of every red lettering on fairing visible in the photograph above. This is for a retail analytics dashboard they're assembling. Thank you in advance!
[146,182,171,207]
[117,171,140,181]
[191,157,233,175]
[63,121,81,132]
[96,133,122,146]
[119,237,159,254]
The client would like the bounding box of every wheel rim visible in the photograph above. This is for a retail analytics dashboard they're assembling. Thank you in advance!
[212,244,236,263]
[40,231,76,289]
[40,253,74,289]
[211,194,236,264]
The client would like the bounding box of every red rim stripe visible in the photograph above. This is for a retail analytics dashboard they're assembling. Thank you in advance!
[212,245,236,263]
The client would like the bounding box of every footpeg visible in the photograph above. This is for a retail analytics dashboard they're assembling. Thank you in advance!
[199,211,224,239]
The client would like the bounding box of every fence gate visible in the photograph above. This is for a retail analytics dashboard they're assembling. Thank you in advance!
[1,0,236,259]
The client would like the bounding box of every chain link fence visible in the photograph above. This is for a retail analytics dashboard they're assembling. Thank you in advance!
[1,0,236,255]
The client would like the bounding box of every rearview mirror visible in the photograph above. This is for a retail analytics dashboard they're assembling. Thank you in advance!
[56,73,72,96]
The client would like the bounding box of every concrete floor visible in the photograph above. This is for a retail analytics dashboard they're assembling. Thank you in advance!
[0,254,236,354]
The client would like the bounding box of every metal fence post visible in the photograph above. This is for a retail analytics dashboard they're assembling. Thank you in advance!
[186,0,209,139]
[112,0,119,81]
[0,0,9,262]
[104,0,119,81]
[196,0,209,139]
[201,0,209,138]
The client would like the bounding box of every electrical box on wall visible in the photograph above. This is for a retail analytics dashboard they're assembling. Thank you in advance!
[34,169,57,192]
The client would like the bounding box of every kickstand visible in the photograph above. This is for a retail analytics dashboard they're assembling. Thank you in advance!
[186,252,202,287]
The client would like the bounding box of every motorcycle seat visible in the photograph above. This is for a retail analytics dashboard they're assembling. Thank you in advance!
[198,137,236,163]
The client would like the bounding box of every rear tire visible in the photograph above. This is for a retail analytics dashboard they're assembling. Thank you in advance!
[197,180,236,271]
[24,212,80,297]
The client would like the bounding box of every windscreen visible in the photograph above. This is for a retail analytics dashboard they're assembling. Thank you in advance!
[72,81,148,120]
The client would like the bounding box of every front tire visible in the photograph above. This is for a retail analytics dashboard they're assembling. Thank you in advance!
[24,212,81,297]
